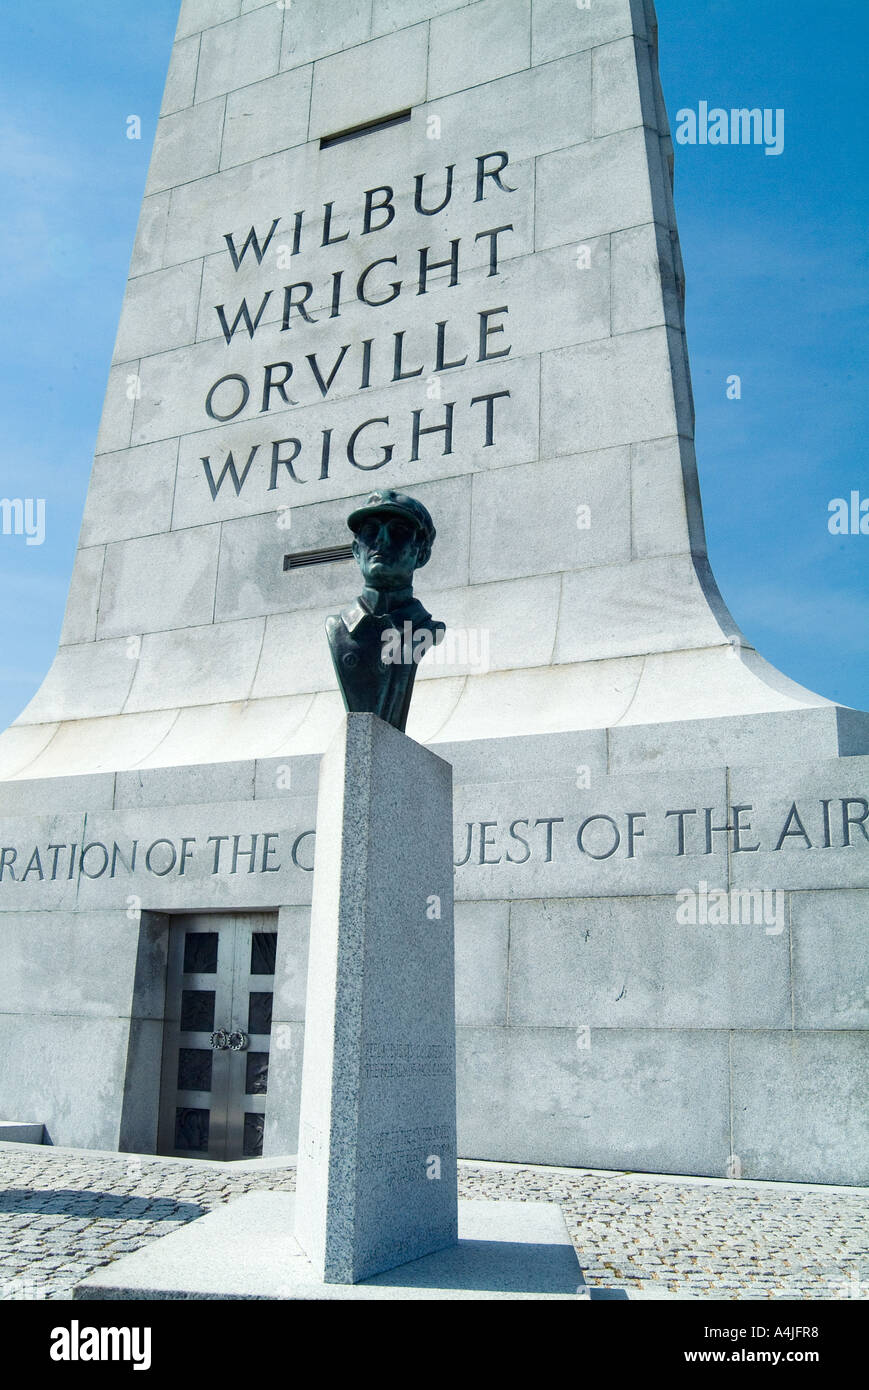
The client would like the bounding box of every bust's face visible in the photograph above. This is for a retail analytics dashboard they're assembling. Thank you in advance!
[353,513,423,591]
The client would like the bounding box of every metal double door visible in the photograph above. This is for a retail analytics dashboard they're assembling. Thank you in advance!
[157,913,278,1161]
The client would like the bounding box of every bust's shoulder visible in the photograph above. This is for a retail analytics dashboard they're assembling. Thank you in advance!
[325,612,352,651]
[326,602,366,640]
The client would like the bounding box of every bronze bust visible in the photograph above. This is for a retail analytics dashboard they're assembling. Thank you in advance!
[326,490,445,732]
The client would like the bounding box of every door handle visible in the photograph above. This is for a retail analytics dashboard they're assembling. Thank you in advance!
[210,1029,249,1051]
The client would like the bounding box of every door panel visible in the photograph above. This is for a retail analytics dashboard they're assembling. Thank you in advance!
[157,913,278,1161]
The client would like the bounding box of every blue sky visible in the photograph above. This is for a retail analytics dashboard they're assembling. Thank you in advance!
[0,0,866,728]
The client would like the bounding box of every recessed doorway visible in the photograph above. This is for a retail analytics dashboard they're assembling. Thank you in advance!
[156,913,278,1161]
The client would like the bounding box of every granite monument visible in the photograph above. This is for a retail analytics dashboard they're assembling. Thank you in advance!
[0,0,865,1187]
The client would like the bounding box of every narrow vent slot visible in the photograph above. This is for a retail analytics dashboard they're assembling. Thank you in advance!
[320,108,412,149]
[283,544,354,571]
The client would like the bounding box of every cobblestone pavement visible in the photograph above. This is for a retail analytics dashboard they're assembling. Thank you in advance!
[0,1144,866,1300]
[460,1163,869,1300]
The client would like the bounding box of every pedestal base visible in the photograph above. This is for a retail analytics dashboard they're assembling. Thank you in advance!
[73,1193,583,1301]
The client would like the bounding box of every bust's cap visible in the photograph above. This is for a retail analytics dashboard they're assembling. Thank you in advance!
[347,489,436,561]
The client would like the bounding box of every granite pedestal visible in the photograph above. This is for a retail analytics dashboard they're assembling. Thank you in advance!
[294,712,458,1283]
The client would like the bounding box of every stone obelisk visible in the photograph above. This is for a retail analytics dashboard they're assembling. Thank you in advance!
[0,0,839,775]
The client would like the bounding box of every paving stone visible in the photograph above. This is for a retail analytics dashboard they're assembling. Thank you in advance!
[0,1146,865,1300]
